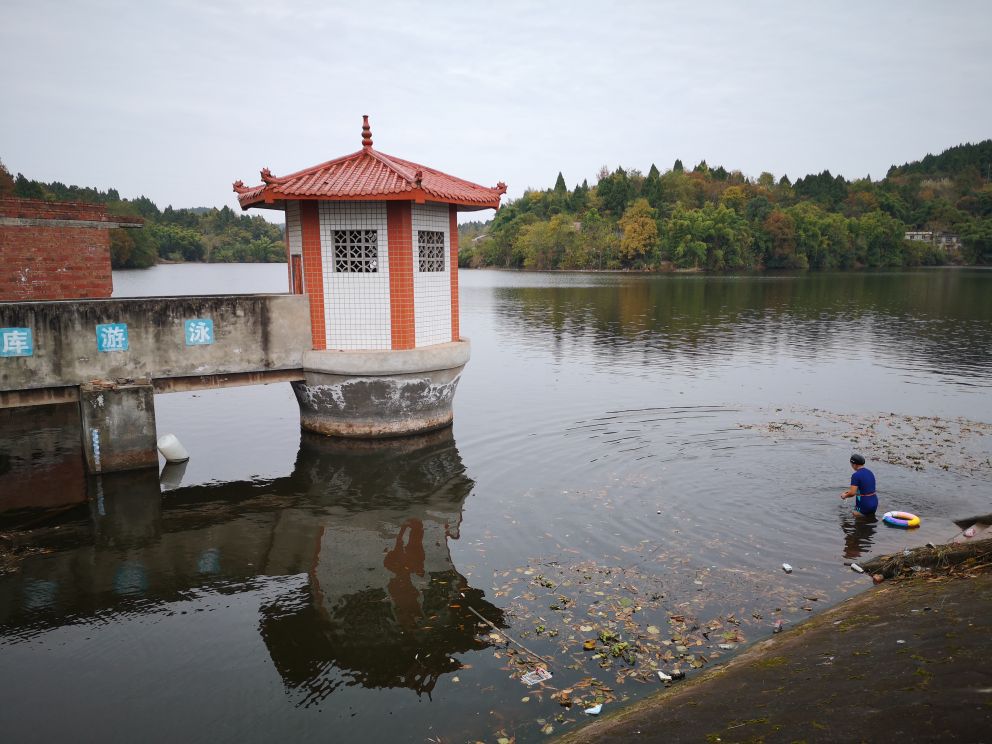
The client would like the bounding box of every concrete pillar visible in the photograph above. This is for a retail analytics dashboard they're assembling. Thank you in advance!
[79,380,158,473]
[293,341,470,438]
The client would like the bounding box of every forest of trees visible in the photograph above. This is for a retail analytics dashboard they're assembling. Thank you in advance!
[0,161,285,269]
[4,140,991,273]
[459,140,992,271]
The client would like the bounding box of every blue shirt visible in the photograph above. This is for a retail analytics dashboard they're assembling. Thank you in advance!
[851,468,876,496]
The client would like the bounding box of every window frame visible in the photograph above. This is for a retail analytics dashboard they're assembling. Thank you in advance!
[417,229,446,273]
[331,228,380,273]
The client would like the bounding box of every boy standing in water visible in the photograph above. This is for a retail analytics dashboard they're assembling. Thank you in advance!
[841,453,877,517]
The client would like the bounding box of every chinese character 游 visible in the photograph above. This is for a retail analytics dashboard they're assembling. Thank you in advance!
[96,323,129,352]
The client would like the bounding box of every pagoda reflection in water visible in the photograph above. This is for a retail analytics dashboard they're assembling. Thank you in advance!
[259,430,503,703]
[0,426,503,704]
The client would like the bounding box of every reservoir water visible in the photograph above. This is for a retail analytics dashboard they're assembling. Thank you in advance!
[1,266,990,742]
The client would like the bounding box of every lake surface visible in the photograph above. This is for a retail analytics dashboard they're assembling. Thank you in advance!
[1,266,990,743]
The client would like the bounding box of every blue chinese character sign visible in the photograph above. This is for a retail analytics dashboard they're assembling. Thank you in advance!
[0,327,33,357]
[96,323,129,352]
[184,319,214,346]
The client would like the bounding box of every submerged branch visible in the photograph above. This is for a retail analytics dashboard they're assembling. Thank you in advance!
[466,604,556,667]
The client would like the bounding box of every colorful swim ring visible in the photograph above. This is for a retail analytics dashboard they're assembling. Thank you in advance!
[883,511,921,529]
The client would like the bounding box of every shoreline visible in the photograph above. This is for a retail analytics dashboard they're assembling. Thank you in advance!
[555,538,992,743]
[458,264,984,275]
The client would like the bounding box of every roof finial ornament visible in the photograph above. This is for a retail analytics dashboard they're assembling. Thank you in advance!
[361,115,373,149]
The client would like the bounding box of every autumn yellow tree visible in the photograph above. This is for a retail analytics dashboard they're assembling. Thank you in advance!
[618,198,659,267]
[720,185,747,213]
[517,214,577,270]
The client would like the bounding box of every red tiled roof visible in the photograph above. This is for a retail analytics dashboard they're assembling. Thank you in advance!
[234,120,506,211]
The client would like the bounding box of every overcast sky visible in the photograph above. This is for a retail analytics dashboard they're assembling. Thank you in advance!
[2,0,990,219]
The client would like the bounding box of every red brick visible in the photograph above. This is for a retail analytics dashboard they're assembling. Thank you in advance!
[0,198,120,301]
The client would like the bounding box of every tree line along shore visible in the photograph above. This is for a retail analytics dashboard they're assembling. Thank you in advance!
[1,161,284,269]
[3,139,990,272]
[459,139,992,272]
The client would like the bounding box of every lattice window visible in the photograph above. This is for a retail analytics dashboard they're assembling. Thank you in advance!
[332,229,379,272]
[418,230,445,272]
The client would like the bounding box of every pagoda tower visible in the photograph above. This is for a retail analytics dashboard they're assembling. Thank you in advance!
[234,116,505,437]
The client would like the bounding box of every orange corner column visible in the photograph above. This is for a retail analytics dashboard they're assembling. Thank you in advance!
[387,201,415,350]
[299,201,326,350]
[449,205,460,342]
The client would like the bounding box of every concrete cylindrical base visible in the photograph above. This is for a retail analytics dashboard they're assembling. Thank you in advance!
[293,340,470,439]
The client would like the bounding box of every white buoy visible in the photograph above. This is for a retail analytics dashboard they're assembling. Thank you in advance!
[157,433,190,463]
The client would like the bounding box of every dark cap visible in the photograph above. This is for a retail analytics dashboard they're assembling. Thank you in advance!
[850,453,866,465]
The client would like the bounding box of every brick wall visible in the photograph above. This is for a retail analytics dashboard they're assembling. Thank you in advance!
[0,198,142,301]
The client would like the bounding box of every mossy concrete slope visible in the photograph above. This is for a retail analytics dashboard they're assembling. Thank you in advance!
[557,570,992,743]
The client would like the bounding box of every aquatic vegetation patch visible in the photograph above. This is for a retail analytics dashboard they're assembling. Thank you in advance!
[470,543,838,738]
[742,409,992,477]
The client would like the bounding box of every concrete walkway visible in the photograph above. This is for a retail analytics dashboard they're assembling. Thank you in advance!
[556,568,992,743]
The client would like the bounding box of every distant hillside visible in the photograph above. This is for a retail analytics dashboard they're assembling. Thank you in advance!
[887,140,992,180]
[4,138,991,274]
[457,141,992,272]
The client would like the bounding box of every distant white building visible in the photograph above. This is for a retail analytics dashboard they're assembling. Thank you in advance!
[905,230,962,254]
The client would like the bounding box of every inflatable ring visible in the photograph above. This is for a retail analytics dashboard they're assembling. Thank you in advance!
[883,511,921,529]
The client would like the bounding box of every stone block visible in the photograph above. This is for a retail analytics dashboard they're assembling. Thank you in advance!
[79,381,158,473]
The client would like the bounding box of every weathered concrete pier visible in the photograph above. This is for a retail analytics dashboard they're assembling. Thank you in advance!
[1,294,310,472]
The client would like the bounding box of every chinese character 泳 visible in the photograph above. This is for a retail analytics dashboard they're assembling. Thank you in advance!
[185,319,214,346]
[96,323,129,352]
[0,327,33,357]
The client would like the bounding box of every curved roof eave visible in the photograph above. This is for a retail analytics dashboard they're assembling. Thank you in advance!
[233,117,505,213]
[237,188,501,211]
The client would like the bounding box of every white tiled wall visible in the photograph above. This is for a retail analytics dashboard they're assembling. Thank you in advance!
[286,201,302,256]
[319,201,391,350]
[286,201,303,293]
[412,203,452,347]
